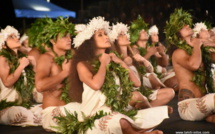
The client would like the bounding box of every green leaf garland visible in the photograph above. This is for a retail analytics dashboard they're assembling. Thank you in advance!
[0,49,35,108]
[54,110,108,134]
[52,50,73,103]
[92,54,137,118]
[129,15,149,46]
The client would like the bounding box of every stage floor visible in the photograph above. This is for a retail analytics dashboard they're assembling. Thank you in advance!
[1,93,215,134]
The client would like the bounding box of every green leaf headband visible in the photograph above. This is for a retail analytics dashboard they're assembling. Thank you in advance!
[36,16,76,48]
[27,17,52,50]
[164,8,193,48]
[129,15,149,45]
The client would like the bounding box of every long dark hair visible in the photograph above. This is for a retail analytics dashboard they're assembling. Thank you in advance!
[69,37,96,102]
[4,42,18,56]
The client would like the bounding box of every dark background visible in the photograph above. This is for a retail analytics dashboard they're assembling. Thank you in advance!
[1,0,215,41]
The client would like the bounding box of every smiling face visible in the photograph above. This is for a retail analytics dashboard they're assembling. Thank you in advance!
[93,29,111,49]
[117,31,130,46]
[6,33,21,49]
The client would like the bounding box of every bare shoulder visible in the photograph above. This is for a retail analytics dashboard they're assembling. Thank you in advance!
[77,61,88,69]
[77,61,92,75]
[172,49,188,60]
[0,56,6,62]
[28,48,40,56]
[0,56,9,66]
[38,52,53,62]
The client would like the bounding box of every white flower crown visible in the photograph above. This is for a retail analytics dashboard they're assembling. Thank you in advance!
[109,22,130,42]
[0,26,20,50]
[75,24,87,33]
[148,25,158,35]
[20,33,28,44]
[73,16,110,48]
[193,22,207,37]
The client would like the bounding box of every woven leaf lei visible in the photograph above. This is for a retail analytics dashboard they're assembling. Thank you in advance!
[192,46,215,93]
[177,43,215,94]
[91,53,137,118]
[0,49,35,109]
[53,50,73,103]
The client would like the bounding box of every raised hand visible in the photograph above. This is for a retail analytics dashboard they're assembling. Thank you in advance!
[191,38,203,47]
[99,53,111,66]
[19,57,30,69]
[109,53,123,64]
[27,56,36,67]
[147,46,161,58]
[157,43,166,55]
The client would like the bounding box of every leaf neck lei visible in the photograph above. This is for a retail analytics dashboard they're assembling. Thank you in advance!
[137,46,147,56]
[52,49,73,66]
[52,49,73,103]
[54,52,139,133]
[91,52,137,118]
[192,46,215,93]
[177,43,215,94]
[0,49,35,109]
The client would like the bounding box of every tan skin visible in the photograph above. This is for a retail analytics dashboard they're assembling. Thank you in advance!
[150,32,169,67]
[0,34,35,87]
[117,32,174,107]
[172,25,215,123]
[195,28,215,123]
[35,33,72,109]
[150,32,179,92]
[19,38,32,55]
[132,30,168,89]
[77,29,163,134]
[28,43,52,72]
[131,31,166,89]
[133,30,163,65]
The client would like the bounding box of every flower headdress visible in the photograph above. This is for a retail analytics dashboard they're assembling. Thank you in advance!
[0,26,20,50]
[20,33,28,44]
[36,16,75,48]
[73,16,110,48]
[75,24,87,33]
[129,15,149,45]
[109,22,130,42]
[148,25,158,36]
[164,8,192,50]
[193,22,207,37]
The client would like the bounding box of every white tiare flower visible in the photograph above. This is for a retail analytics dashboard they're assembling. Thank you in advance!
[109,22,130,42]
[148,25,159,36]
[0,26,20,49]
[20,33,28,44]
[73,16,110,48]
[75,24,87,33]
[193,22,207,37]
